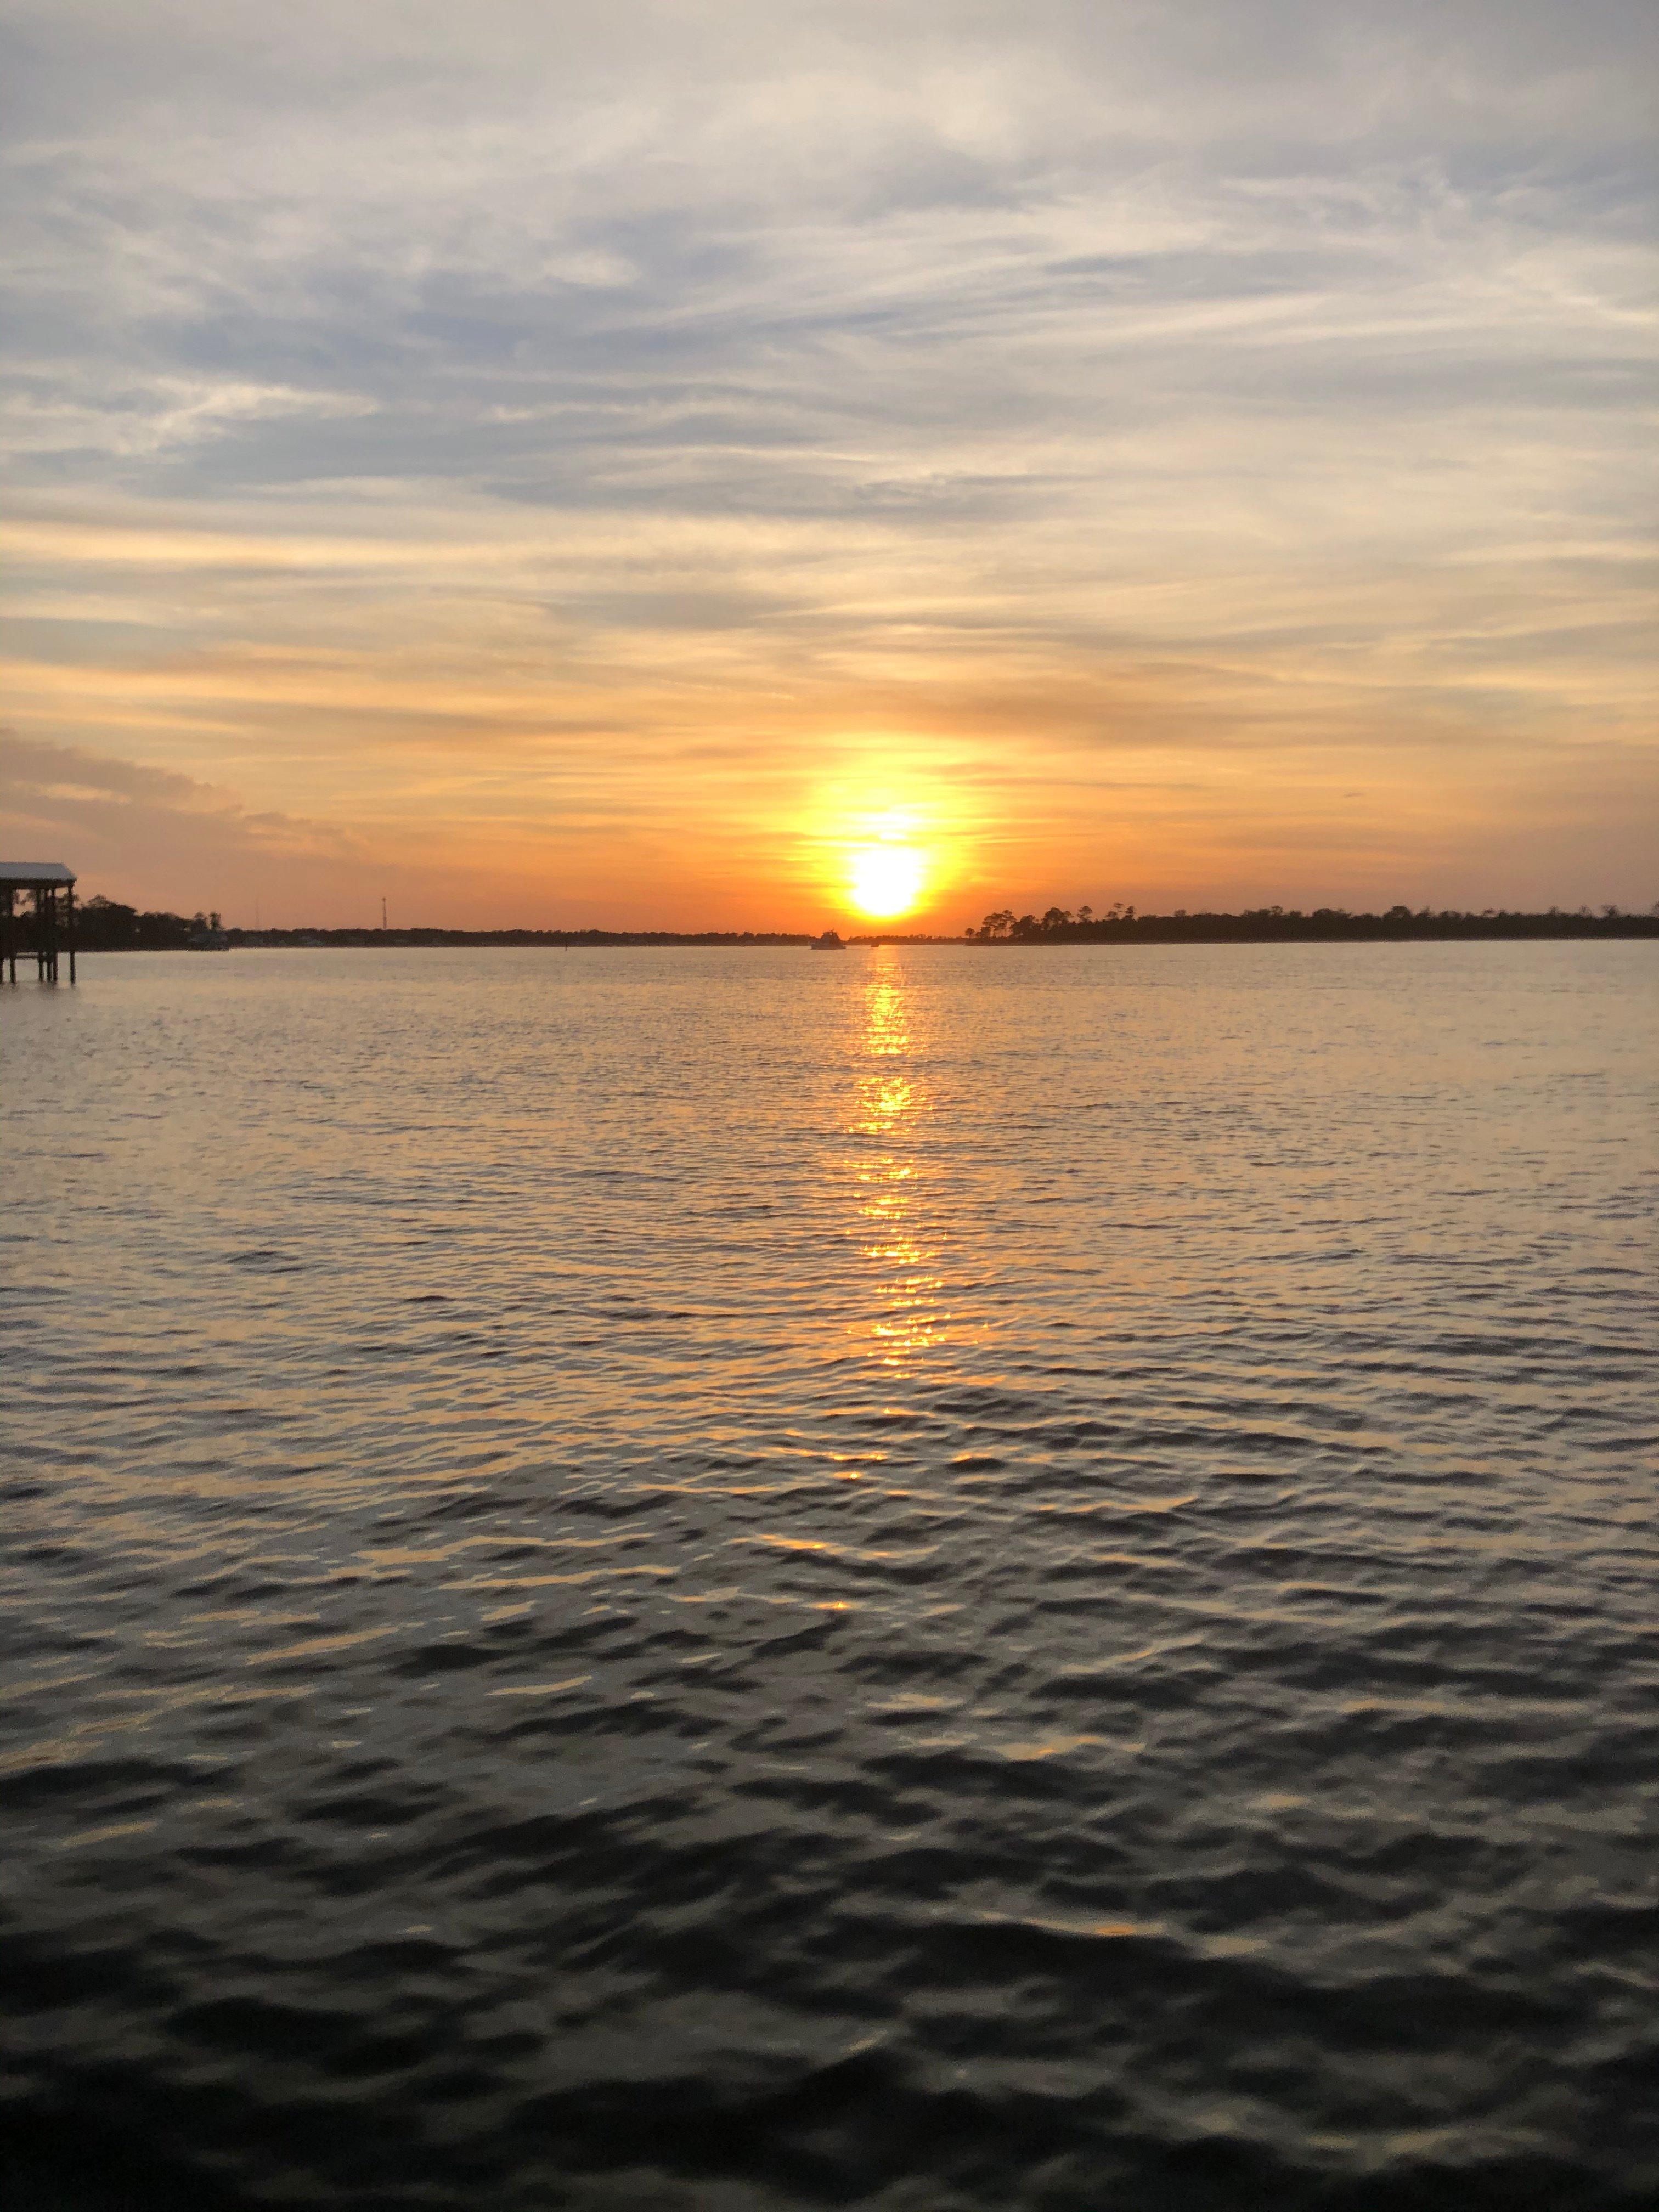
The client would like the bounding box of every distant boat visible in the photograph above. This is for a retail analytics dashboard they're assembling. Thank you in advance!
[810,929,847,951]
[185,926,229,951]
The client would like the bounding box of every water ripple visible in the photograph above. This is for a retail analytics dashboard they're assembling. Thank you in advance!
[2,942,1656,2209]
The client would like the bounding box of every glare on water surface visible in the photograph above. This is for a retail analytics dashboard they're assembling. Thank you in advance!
[850,956,947,1368]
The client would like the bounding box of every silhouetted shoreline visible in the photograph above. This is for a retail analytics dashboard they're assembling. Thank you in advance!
[52,895,1659,953]
[963,905,1657,944]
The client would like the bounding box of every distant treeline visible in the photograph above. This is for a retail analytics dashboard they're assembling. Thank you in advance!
[229,928,820,947]
[55,894,1659,951]
[70,899,820,949]
[69,896,224,950]
[968,903,1659,943]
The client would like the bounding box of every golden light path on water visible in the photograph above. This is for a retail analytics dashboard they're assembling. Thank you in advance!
[850,952,948,1369]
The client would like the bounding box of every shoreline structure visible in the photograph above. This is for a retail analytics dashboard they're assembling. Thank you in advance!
[57,905,1659,952]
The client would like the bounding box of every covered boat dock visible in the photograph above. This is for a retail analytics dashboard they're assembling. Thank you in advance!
[1,862,77,983]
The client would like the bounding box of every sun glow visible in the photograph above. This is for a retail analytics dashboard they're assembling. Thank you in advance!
[848,844,927,918]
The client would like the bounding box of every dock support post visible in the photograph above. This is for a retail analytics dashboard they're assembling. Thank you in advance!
[33,887,59,984]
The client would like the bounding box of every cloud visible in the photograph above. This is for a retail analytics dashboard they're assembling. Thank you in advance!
[0,0,1654,919]
[0,730,367,899]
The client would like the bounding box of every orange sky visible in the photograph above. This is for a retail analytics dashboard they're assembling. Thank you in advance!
[3,1,1654,928]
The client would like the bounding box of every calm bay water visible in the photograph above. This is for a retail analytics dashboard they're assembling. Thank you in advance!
[3,943,1656,2211]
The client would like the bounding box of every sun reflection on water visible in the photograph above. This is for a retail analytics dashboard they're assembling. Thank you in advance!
[849,953,948,1369]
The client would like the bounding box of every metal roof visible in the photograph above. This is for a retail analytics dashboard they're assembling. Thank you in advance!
[0,861,76,885]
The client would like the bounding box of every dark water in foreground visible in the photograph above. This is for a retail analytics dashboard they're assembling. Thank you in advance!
[3,944,1656,2212]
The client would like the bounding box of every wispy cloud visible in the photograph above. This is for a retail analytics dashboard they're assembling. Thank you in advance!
[1,0,1654,919]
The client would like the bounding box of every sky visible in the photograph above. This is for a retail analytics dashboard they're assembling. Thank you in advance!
[2,0,1654,929]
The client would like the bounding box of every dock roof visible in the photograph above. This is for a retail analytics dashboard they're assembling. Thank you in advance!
[0,861,76,886]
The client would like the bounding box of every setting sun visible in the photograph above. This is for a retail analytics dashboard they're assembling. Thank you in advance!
[848,845,927,919]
